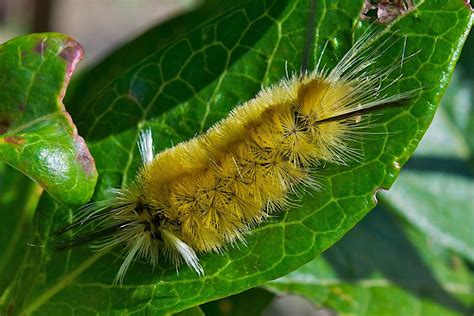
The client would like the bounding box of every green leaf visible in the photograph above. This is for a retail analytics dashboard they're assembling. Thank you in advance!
[200,288,275,316]
[4,0,473,315]
[0,33,97,207]
[265,207,473,315]
[0,164,42,303]
[380,70,474,261]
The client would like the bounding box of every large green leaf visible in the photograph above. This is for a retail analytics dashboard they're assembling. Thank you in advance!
[3,0,472,315]
[265,206,473,315]
[0,34,97,207]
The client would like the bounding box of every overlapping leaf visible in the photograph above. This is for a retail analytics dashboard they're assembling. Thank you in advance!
[0,34,97,207]
[3,0,472,315]
[266,206,473,315]
[381,70,474,261]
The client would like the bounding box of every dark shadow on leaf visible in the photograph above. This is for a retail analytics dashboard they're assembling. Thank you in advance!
[323,206,470,314]
[403,156,474,179]
[201,287,275,316]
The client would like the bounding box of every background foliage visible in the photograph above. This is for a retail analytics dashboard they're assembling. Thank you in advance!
[0,0,472,315]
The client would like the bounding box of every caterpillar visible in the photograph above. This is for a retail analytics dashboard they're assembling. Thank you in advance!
[54,11,415,284]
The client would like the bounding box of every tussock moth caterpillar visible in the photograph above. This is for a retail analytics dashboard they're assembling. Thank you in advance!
[54,6,416,284]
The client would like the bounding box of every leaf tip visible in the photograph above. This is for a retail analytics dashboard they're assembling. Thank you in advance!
[58,37,84,100]
[59,37,84,63]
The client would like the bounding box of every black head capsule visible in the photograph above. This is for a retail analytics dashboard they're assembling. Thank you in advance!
[134,199,164,241]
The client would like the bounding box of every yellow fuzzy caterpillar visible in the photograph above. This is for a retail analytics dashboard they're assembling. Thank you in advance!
[54,28,414,283]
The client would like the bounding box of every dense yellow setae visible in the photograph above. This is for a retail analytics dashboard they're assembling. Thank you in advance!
[144,78,359,251]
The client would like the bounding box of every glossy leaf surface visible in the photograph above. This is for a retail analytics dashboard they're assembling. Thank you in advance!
[3,1,472,314]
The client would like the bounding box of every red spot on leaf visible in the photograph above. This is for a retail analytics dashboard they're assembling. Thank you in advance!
[61,111,96,176]
[4,135,24,145]
[59,40,83,63]
[465,0,473,11]
[34,39,47,55]
[58,38,84,101]
[74,134,96,176]
[18,103,26,111]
